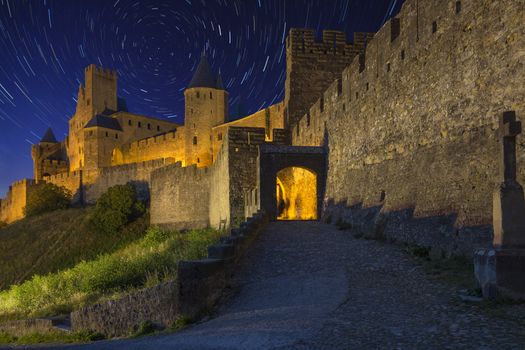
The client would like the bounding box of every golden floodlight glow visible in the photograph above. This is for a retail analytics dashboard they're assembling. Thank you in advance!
[276,166,317,220]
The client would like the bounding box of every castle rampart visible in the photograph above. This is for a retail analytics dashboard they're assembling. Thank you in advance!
[291,0,524,256]
[150,162,211,230]
[0,179,37,224]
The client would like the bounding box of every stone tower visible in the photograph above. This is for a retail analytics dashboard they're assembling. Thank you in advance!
[184,56,228,167]
[68,65,118,171]
[284,29,373,130]
[31,128,67,182]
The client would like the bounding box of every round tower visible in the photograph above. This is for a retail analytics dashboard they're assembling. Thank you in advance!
[184,56,228,167]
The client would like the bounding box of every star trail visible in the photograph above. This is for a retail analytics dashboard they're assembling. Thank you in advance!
[0,0,402,196]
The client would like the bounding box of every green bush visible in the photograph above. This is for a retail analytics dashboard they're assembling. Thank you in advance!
[24,183,71,217]
[91,184,145,233]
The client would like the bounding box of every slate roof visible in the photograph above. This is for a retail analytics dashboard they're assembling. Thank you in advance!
[40,128,58,143]
[188,56,222,89]
[84,115,122,131]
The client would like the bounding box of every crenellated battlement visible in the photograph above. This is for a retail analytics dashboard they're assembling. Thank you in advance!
[286,28,373,57]
[85,64,117,80]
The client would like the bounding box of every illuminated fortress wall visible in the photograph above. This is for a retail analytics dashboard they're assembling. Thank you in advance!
[0,180,36,223]
[291,0,524,255]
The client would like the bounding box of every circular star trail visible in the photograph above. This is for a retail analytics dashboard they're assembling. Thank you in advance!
[0,0,402,196]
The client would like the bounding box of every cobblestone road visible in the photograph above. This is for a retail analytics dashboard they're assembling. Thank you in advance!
[16,221,525,349]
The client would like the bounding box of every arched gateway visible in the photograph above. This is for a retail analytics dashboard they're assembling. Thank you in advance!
[254,144,326,221]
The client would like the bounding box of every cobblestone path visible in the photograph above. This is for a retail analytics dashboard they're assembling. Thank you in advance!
[19,221,525,349]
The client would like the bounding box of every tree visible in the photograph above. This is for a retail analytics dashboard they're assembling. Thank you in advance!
[91,183,145,233]
[24,183,71,217]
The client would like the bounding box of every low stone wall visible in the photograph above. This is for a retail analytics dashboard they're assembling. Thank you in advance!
[0,318,64,337]
[70,281,178,338]
[69,211,268,337]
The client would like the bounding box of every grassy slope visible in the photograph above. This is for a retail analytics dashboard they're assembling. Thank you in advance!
[0,227,222,321]
[0,207,148,290]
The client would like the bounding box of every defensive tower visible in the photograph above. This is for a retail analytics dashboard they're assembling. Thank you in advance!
[184,56,228,167]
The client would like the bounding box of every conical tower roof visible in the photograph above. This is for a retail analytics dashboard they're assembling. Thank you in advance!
[216,72,225,90]
[40,127,57,143]
[188,56,218,89]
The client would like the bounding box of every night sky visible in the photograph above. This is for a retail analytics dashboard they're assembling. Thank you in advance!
[0,0,402,197]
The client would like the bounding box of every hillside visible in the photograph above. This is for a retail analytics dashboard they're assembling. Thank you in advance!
[0,207,148,290]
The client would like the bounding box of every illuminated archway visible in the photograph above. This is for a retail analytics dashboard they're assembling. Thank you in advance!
[276,167,317,220]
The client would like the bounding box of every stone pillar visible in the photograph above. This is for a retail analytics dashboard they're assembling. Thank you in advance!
[474,111,525,299]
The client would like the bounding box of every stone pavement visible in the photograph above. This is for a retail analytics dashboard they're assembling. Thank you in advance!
[11,221,525,349]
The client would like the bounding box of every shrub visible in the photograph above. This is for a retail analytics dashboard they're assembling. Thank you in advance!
[24,183,71,217]
[91,184,145,233]
[0,221,7,229]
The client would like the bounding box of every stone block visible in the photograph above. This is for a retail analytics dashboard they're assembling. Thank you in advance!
[474,248,525,300]
[208,243,235,259]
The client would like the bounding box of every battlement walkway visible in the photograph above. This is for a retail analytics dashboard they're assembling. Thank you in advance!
[33,221,524,349]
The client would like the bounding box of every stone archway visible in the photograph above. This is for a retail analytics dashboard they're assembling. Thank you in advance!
[257,144,326,221]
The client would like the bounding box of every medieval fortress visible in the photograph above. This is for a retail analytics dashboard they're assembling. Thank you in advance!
[0,0,523,258]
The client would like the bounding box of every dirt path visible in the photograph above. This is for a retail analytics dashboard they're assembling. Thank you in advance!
[15,221,525,349]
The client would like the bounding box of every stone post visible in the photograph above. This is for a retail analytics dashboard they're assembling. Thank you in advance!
[474,111,525,300]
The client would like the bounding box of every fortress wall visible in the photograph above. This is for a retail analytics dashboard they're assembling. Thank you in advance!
[292,0,524,255]
[211,102,284,162]
[113,129,185,166]
[43,171,83,203]
[227,127,283,224]
[0,179,36,224]
[209,137,231,229]
[150,162,211,230]
[284,27,373,128]
[84,158,175,204]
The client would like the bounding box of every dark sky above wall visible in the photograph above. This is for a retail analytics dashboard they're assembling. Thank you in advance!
[0,0,403,196]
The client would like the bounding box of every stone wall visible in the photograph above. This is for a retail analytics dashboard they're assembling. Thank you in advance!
[112,129,185,166]
[43,171,83,203]
[84,158,175,204]
[0,179,36,224]
[71,281,178,338]
[209,137,231,228]
[284,28,373,129]
[291,0,524,256]
[150,162,211,229]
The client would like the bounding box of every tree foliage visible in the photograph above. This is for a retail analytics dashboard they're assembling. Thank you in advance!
[91,183,145,233]
[24,183,71,217]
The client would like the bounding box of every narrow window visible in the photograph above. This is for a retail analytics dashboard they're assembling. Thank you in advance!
[356,92,359,100]
[105,132,108,137]
[366,83,369,91]
[157,126,160,131]
[147,123,151,130]
[89,130,93,136]
[210,92,213,99]
[86,99,90,106]
[401,49,405,60]
[193,136,198,145]
[387,63,391,72]
[115,133,118,139]
[138,122,142,128]
[432,21,438,34]
[196,91,200,98]
[128,120,132,126]
[218,133,223,141]
[197,157,200,163]
[455,1,461,14]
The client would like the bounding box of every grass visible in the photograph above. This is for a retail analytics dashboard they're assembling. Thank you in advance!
[0,330,104,345]
[0,207,148,290]
[0,226,223,321]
